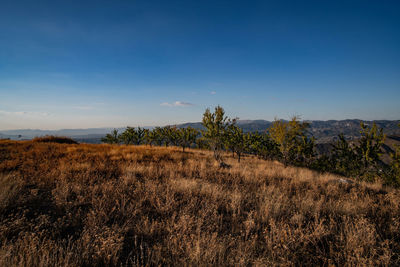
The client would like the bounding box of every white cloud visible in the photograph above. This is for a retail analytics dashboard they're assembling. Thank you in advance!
[160,101,194,107]
[210,91,216,95]
[0,110,49,116]
[72,106,94,110]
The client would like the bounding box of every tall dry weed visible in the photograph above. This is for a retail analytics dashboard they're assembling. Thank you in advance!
[0,140,399,266]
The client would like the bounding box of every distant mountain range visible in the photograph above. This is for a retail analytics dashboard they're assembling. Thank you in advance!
[1,119,399,144]
[178,119,400,143]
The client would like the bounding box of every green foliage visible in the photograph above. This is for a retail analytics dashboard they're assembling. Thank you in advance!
[101,129,120,144]
[144,129,156,146]
[100,107,398,187]
[152,127,165,146]
[195,137,209,150]
[329,123,386,182]
[167,126,181,147]
[246,132,280,160]
[136,127,146,145]
[178,127,199,152]
[387,143,400,186]
[292,134,316,166]
[357,122,386,170]
[202,106,233,161]
[119,127,136,145]
[269,117,315,166]
[161,126,172,147]
[331,134,361,177]
[225,124,246,162]
[386,123,400,186]
[118,127,146,145]
[310,155,335,173]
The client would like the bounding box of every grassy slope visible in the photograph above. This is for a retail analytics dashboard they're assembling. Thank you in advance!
[0,139,399,266]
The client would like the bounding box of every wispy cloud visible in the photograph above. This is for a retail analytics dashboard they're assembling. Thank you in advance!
[160,101,194,107]
[72,102,108,110]
[72,106,94,110]
[210,91,216,95]
[0,110,49,116]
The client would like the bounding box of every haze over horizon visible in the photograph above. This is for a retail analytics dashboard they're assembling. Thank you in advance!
[1,0,399,130]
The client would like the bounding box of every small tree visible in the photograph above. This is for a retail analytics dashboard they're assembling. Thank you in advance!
[135,127,146,145]
[119,127,137,145]
[331,134,361,177]
[119,127,147,145]
[269,116,314,166]
[225,124,246,162]
[387,123,400,187]
[101,129,120,144]
[202,106,233,162]
[246,131,280,160]
[331,123,386,181]
[161,126,175,147]
[294,134,316,166]
[153,127,164,146]
[144,129,156,147]
[178,127,199,152]
[357,122,386,173]
[168,126,181,147]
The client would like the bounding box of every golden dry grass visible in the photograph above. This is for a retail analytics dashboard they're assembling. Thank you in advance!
[0,139,399,266]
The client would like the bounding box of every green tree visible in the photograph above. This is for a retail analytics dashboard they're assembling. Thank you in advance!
[152,127,164,146]
[135,127,146,145]
[101,129,120,144]
[119,127,147,145]
[202,106,233,162]
[331,134,361,177]
[387,124,400,186]
[178,127,199,152]
[294,134,316,166]
[119,127,137,145]
[143,129,153,146]
[195,137,209,150]
[225,124,246,162]
[160,126,175,147]
[246,132,280,160]
[357,122,386,173]
[331,123,385,181]
[388,140,400,186]
[168,126,181,147]
[269,116,314,166]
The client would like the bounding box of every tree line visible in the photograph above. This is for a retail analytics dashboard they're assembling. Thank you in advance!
[102,106,400,187]
[102,126,200,152]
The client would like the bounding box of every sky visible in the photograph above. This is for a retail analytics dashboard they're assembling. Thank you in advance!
[0,0,399,130]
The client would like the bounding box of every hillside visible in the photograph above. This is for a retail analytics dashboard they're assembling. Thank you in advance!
[0,140,399,266]
[314,134,400,162]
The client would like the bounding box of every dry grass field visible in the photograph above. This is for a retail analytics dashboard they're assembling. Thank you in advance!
[0,138,399,266]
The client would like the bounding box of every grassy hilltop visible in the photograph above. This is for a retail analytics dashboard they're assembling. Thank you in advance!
[0,138,399,266]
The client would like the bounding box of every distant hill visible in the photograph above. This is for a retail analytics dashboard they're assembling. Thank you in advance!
[177,119,400,143]
[1,119,399,144]
[0,128,122,137]
[177,120,273,132]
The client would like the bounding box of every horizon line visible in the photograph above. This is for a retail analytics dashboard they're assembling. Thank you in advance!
[1,118,399,132]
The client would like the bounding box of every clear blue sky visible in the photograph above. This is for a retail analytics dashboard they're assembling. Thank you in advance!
[0,0,399,130]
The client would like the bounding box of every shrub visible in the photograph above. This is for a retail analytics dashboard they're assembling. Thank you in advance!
[32,136,78,144]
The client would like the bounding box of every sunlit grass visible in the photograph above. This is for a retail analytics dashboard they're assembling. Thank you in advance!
[0,139,399,266]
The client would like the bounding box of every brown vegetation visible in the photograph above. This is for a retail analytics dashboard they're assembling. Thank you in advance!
[0,139,399,266]
[31,136,78,144]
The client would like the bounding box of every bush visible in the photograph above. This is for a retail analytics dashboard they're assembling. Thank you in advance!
[32,136,78,144]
